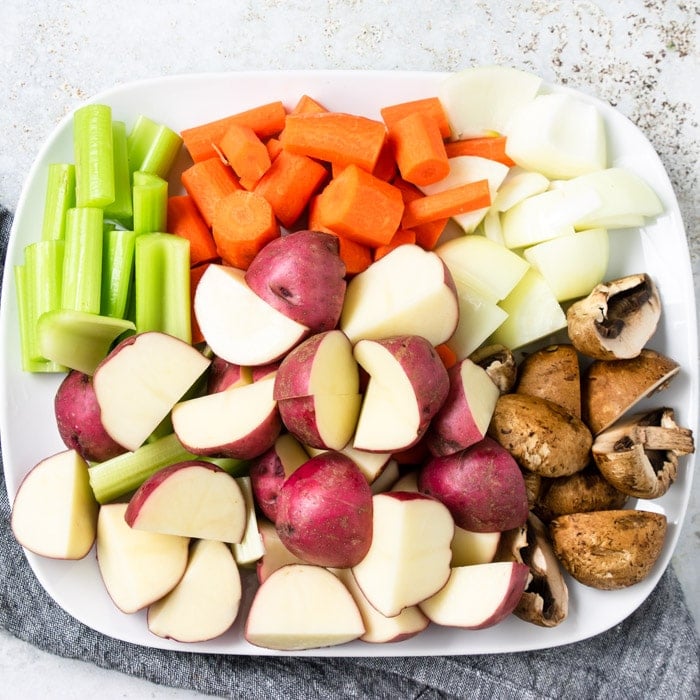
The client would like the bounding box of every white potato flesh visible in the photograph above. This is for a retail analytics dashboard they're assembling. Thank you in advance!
[307,330,359,395]
[451,528,501,567]
[305,444,392,484]
[313,393,363,451]
[231,477,266,566]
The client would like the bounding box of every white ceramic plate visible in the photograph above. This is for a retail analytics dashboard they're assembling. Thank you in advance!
[0,71,697,656]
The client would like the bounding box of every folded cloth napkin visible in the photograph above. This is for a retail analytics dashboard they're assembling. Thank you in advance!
[0,204,698,699]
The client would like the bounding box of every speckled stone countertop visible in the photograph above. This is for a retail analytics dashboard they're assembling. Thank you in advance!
[1,2,698,697]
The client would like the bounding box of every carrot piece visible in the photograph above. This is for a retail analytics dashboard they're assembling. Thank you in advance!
[312,164,404,247]
[266,137,284,161]
[166,195,219,265]
[371,138,398,182]
[218,122,272,182]
[291,94,328,115]
[254,149,328,229]
[280,112,387,171]
[181,101,287,162]
[189,263,210,345]
[392,178,449,250]
[435,343,458,370]
[181,157,241,228]
[374,228,416,261]
[389,111,450,186]
[401,179,491,229]
[212,190,280,269]
[381,97,451,139]
[444,136,516,166]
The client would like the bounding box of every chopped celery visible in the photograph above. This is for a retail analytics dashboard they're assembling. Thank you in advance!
[127,114,183,178]
[73,103,115,208]
[132,171,168,234]
[88,433,197,504]
[14,265,66,373]
[37,309,135,375]
[41,163,76,240]
[232,476,265,566]
[206,457,249,477]
[103,121,134,228]
[134,232,191,343]
[61,207,104,313]
[101,228,136,319]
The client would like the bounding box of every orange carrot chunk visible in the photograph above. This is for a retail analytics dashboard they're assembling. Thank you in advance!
[212,190,280,270]
[280,112,387,172]
[254,149,328,229]
[401,179,491,229]
[444,136,516,166]
[219,122,272,183]
[381,97,451,139]
[392,177,449,250]
[389,111,450,187]
[166,195,219,265]
[374,228,416,261]
[189,263,210,345]
[435,343,458,370]
[291,94,329,115]
[312,164,404,247]
[181,101,287,162]
[181,157,241,228]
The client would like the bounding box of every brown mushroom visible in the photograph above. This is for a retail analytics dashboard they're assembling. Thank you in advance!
[582,349,680,434]
[566,273,661,360]
[469,344,517,394]
[494,524,527,564]
[592,407,695,499]
[549,509,667,590]
[516,343,581,418]
[514,513,569,627]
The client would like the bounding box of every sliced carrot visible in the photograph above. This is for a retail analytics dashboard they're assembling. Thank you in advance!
[435,343,458,370]
[392,178,449,250]
[445,136,516,166]
[389,111,449,186]
[371,138,398,182]
[373,228,416,261]
[181,157,241,228]
[280,112,387,171]
[181,101,287,162]
[212,190,280,270]
[218,122,272,182]
[166,195,219,265]
[189,263,210,345]
[266,137,284,161]
[312,164,404,247]
[381,97,451,139]
[401,179,491,229]
[254,149,328,229]
[291,94,328,115]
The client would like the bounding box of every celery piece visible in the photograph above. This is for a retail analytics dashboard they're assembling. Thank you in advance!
[127,114,183,178]
[24,240,65,362]
[37,309,135,375]
[73,103,115,208]
[232,477,265,566]
[103,121,134,228]
[101,228,136,319]
[41,163,76,241]
[88,432,197,504]
[206,457,249,477]
[14,264,66,373]
[134,232,191,343]
[61,206,103,314]
[132,171,168,235]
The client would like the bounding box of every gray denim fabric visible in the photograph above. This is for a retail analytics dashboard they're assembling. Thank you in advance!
[1,205,698,699]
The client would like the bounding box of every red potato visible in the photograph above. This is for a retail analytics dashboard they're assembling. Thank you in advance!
[245,230,347,333]
[207,357,252,394]
[419,437,529,532]
[256,519,308,584]
[426,358,501,457]
[54,370,127,462]
[275,451,373,568]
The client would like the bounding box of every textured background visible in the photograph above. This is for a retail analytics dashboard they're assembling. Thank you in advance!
[1,1,698,697]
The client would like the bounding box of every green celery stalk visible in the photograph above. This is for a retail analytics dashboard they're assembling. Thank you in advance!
[101,228,136,319]
[61,206,103,314]
[132,171,168,234]
[127,114,183,178]
[103,120,133,228]
[134,232,191,343]
[73,103,115,208]
[41,163,76,240]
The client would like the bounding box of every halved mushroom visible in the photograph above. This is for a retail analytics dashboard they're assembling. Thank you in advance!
[494,523,527,564]
[566,274,661,360]
[592,408,695,499]
[514,513,568,627]
[469,344,517,394]
[582,349,680,434]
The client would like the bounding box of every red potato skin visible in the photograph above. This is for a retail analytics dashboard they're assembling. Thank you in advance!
[275,452,373,568]
[207,357,249,394]
[277,395,341,450]
[251,361,280,382]
[249,446,288,522]
[418,437,529,532]
[54,370,127,463]
[245,230,347,333]
[464,563,531,630]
